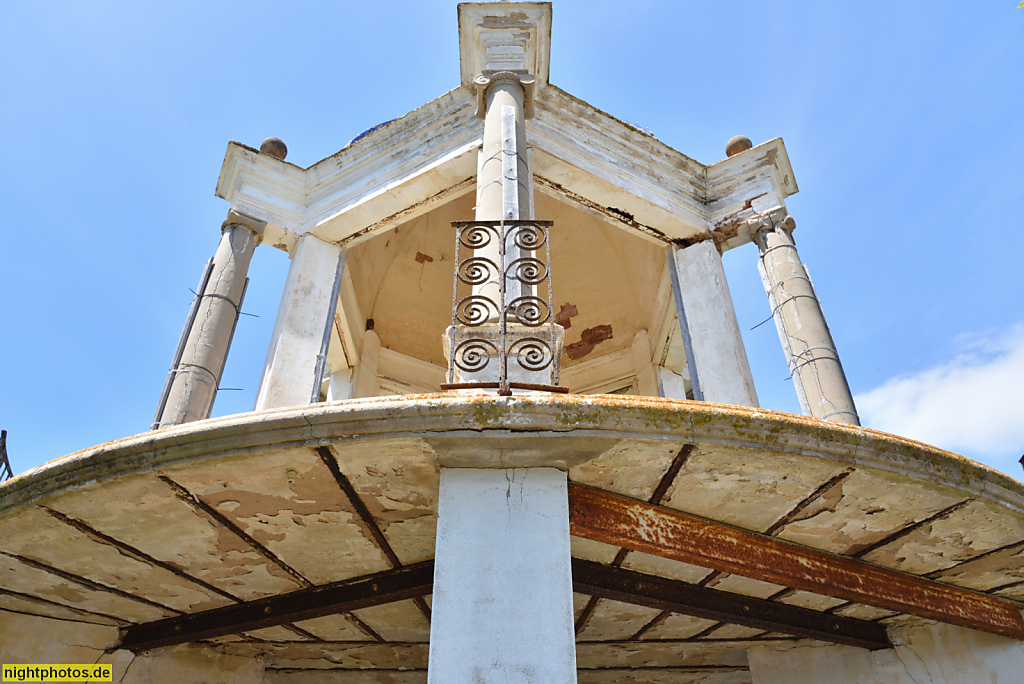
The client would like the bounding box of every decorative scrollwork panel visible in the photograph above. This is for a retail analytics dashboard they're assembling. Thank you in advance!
[447,220,561,393]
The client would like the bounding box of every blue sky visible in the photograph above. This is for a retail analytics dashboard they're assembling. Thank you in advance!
[1,1,1022,476]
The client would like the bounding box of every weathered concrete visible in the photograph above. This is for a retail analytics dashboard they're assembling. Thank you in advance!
[8,395,1024,516]
[0,613,257,684]
[669,241,758,406]
[753,211,858,424]
[159,212,262,426]
[428,468,577,683]
[255,234,345,410]
[5,394,1024,680]
[748,622,1024,683]
[110,644,263,684]
[0,611,117,663]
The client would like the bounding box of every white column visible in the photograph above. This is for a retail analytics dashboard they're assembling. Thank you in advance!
[254,235,345,410]
[753,211,859,424]
[668,240,759,407]
[428,468,577,683]
[473,72,533,305]
[748,622,1024,684]
[326,367,355,402]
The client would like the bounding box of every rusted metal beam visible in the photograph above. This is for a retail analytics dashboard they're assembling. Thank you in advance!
[314,446,432,624]
[119,561,434,652]
[578,444,696,636]
[568,482,1024,640]
[572,558,890,650]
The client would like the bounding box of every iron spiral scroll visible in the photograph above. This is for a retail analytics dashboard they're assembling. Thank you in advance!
[445,220,564,395]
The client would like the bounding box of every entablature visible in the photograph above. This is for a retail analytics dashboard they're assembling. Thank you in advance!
[216,111,795,258]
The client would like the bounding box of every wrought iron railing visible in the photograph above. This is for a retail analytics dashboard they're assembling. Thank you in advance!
[442,220,565,395]
[1,430,12,482]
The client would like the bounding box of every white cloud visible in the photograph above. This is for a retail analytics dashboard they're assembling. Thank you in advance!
[855,324,1024,474]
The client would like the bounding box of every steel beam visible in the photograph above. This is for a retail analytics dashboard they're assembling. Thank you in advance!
[572,558,890,650]
[568,482,1024,640]
[119,561,434,652]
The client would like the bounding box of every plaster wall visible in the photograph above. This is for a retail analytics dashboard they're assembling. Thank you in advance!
[0,611,117,664]
[0,613,262,684]
[748,622,1024,684]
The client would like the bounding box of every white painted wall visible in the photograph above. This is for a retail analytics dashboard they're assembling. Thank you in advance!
[428,467,577,683]
[748,622,1024,684]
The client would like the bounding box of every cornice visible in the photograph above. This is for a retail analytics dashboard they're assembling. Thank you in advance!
[214,85,798,254]
[4,394,1021,518]
[705,138,798,250]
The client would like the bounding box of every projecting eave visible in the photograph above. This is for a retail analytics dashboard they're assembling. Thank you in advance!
[215,81,798,253]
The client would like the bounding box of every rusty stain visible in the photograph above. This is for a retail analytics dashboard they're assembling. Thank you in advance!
[606,207,635,222]
[554,303,578,329]
[414,252,433,264]
[567,482,1024,640]
[533,176,672,243]
[565,324,613,360]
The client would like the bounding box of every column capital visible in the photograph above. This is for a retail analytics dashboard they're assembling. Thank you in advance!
[473,71,537,119]
[747,207,795,236]
[222,209,266,243]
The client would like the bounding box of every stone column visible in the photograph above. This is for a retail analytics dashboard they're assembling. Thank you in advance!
[254,235,345,411]
[473,71,534,305]
[157,210,262,426]
[429,72,576,684]
[668,240,759,407]
[752,211,859,424]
